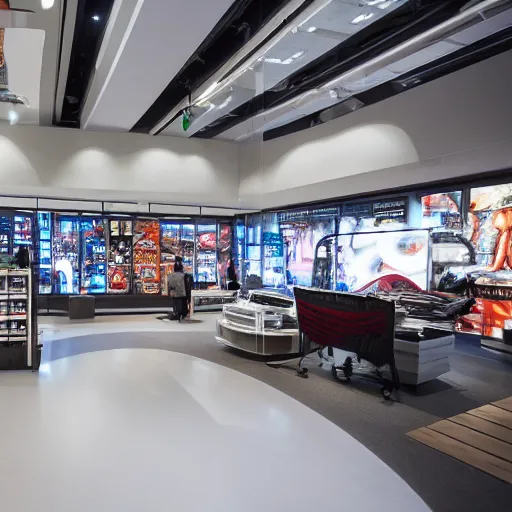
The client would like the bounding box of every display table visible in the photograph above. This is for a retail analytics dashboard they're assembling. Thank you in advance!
[191,290,238,313]
[394,333,454,386]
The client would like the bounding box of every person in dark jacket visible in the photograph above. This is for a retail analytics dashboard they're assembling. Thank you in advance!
[168,260,188,321]
[227,260,240,291]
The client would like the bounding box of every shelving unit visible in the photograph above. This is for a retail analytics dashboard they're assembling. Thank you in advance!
[0,268,33,369]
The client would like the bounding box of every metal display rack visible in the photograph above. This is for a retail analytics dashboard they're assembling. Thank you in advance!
[0,268,37,370]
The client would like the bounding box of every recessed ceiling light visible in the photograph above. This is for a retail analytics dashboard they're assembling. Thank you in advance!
[351,13,374,25]
[8,110,19,126]
[41,0,55,9]
[92,15,100,21]
[307,26,317,33]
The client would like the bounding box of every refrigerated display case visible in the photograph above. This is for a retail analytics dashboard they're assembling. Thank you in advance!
[37,212,52,294]
[80,218,107,294]
[108,219,133,294]
[217,223,232,289]
[196,223,217,285]
[245,216,262,287]
[160,222,196,294]
[262,232,285,288]
[53,216,80,294]
[133,220,160,294]
[12,215,32,254]
[181,224,195,275]
[0,215,11,254]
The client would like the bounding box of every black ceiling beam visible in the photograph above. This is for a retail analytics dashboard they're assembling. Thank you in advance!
[193,0,469,139]
[58,0,115,128]
[131,0,316,134]
[263,26,512,141]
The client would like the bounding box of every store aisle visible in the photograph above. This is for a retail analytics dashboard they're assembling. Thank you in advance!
[0,349,427,512]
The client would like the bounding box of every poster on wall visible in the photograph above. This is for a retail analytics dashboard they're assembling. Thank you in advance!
[342,197,408,232]
[421,192,462,230]
[372,198,408,226]
[438,184,512,340]
[133,220,160,294]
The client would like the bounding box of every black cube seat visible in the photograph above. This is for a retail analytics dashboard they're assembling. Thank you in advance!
[68,295,95,320]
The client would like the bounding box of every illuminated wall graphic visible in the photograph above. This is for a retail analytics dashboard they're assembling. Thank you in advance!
[438,184,512,340]
[314,229,429,293]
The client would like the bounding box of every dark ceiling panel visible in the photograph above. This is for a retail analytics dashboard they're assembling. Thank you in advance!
[59,0,114,128]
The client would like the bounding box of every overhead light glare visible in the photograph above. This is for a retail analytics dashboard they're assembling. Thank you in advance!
[92,15,100,21]
[291,51,305,59]
[351,13,374,25]
[196,82,219,104]
[8,110,19,125]
[307,26,317,33]
[41,0,55,9]
[377,0,398,8]
[218,96,233,110]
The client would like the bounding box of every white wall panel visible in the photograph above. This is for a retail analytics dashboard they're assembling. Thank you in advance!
[0,196,38,209]
[0,125,240,208]
[239,50,512,209]
[38,198,103,212]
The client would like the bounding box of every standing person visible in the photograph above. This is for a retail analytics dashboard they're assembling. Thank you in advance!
[167,259,188,322]
[227,260,240,291]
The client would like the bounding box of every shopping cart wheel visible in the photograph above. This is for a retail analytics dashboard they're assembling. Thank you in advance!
[297,366,309,379]
[332,364,351,383]
[381,386,392,400]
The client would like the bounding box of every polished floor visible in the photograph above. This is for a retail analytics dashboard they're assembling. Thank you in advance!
[2,314,512,511]
[0,331,428,511]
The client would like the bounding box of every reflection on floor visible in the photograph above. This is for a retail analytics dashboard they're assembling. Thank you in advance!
[0,348,427,512]
[8,314,512,511]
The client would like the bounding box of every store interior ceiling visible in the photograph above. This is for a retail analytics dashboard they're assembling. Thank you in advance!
[1,0,512,140]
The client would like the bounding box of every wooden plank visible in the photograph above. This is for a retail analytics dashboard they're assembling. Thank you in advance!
[492,396,512,414]
[468,405,512,430]
[450,413,512,445]
[407,427,512,484]
[429,420,512,463]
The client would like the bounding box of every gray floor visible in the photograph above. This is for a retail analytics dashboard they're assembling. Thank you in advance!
[41,317,512,512]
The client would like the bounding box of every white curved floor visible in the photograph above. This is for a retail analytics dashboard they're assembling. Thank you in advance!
[0,349,429,511]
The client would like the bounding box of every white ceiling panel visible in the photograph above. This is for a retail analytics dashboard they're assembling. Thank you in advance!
[216,4,512,142]
[158,0,407,138]
[0,28,45,125]
[81,0,237,132]
[0,1,63,127]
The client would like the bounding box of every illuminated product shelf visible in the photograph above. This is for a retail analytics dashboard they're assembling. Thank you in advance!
[0,268,34,370]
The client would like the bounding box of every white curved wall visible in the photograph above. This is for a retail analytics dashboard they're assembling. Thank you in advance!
[0,125,240,208]
[1,51,511,211]
[239,49,512,210]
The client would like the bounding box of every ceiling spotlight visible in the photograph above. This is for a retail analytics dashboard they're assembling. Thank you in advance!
[307,26,317,33]
[92,15,100,21]
[8,110,19,126]
[41,0,55,9]
[351,13,374,25]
